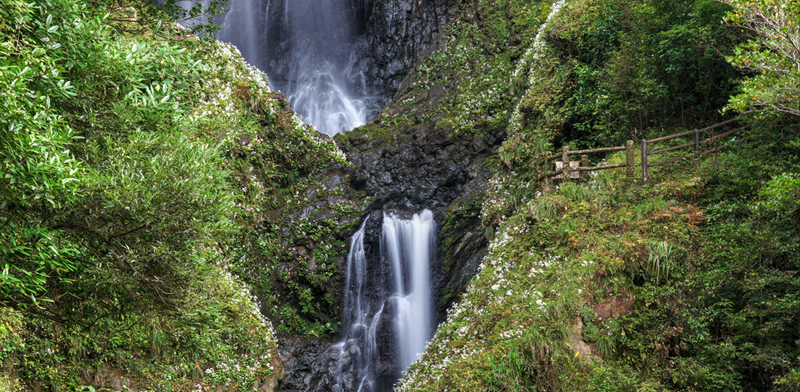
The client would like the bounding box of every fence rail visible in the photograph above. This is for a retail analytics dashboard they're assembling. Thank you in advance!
[641,120,751,181]
[537,140,637,185]
[536,117,748,186]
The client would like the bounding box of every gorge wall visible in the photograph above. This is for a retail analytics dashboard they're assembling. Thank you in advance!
[265,0,505,389]
[206,0,631,389]
[220,0,453,134]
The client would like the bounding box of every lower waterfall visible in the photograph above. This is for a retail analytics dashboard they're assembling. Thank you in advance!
[333,210,436,392]
[382,210,435,371]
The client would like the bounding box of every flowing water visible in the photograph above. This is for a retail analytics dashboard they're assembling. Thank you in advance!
[334,210,436,392]
[335,221,383,392]
[215,0,368,136]
[382,210,435,370]
[216,0,262,69]
[268,0,368,136]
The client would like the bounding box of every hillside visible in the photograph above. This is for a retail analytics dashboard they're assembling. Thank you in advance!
[0,0,360,388]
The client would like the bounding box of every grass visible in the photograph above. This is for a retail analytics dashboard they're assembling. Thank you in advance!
[400,112,800,391]
[398,147,719,391]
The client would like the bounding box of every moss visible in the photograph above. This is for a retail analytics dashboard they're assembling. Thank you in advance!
[347,1,555,151]
[0,0,356,386]
[440,194,486,272]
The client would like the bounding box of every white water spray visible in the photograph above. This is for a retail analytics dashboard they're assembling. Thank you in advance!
[264,0,368,136]
[217,0,261,65]
[180,0,369,136]
[334,210,436,392]
[336,220,382,392]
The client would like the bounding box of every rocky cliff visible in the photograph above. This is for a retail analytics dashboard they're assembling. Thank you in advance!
[277,0,524,388]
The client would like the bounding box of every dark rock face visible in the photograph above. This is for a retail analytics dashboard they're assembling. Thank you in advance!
[278,337,330,392]
[435,178,491,321]
[348,0,441,110]
[338,127,502,210]
[276,0,502,390]
[279,142,497,392]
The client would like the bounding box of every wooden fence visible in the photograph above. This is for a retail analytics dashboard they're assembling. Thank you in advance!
[537,117,749,185]
[640,117,751,181]
[537,141,636,187]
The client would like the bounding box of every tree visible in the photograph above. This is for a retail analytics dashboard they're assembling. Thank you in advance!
[1,0,234,316]
[0,0,83,304]
[722,0,800,117]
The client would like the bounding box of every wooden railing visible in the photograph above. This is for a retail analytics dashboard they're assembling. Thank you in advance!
[537,117,749,185]
[641,118,751,181]
[537,141,636,187]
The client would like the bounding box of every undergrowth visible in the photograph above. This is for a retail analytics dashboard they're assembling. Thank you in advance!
[399,117,800,391]
[0,0,355,388]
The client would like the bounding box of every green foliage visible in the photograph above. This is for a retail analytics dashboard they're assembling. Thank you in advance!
[1,0,234,311]
[148,0,227,37]
[0,0,83,302]
[402,113,800,391]
[400,146,709,391]
[0,0,294,388]
[351,0,552,148]
[517,0,742,148]
[722,0,800,117]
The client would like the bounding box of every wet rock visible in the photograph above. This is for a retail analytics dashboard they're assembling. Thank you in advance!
[279,337,330,391]
[337,123,503,210]
[275,1,503,390]
[350,0,442,106]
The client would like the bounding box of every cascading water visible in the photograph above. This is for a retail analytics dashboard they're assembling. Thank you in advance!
[264,0,368,136]
[176,0,370,135]
[382,210,435,370]
[332,210,436,392]
[216,0,262,69]
[333,221,383,392]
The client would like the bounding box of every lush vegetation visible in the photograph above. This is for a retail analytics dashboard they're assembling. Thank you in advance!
[500,0,745,174]
[337,0,557,151]
[722,0,799,117]
[1,0,797,389]
[401,122,800,391]
[0,0,359,388]
[398,0,800,390]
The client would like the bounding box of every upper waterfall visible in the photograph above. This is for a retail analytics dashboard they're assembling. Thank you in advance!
[215,0,369,136]
[265,0,368,136]
[175,0,440,136]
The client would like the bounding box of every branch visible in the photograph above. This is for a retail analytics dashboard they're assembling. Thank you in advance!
[108,223,149,241]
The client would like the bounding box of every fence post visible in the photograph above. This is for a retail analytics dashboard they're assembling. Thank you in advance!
[626,140,634,179]
[542,156,549,187]
[693,129,700,159]
[641,139,648,182]
[562,146,570,182]
[538,155,544,187]
[544,156,552,187]
[580,155,589,180]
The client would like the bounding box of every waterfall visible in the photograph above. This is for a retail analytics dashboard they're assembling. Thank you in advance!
[382,210,435,371]
[334,220,382,392]
[270,0,367,136]
[177,0,369,135]
[333,210,436,392]
[217,0,261,67]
